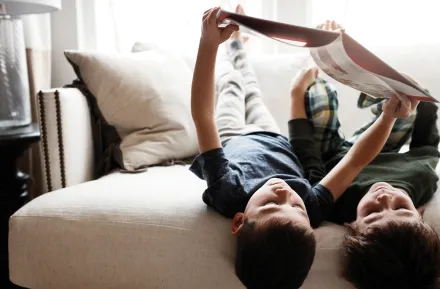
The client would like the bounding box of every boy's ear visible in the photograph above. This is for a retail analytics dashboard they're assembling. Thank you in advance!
[418,207,425,218]
[231,213,245,235]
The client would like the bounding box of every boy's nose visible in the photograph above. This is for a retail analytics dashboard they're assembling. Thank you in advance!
[274,187,290,202]
[376,193,393,208]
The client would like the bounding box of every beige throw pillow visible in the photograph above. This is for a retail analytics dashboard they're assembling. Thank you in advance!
[64,49,198,173]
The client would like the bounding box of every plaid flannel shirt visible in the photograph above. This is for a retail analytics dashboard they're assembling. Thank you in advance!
[304,79,417,156]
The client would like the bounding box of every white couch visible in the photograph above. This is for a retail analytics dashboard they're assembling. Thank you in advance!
[9,50,440,289]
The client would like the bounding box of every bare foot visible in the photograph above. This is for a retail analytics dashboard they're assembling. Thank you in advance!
[230,4,249,44]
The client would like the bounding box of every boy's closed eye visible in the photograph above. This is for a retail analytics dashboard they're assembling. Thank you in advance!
[265,201,278,206]
[395,205,411,210]
[365,202,413,217]
[365,208,380,215]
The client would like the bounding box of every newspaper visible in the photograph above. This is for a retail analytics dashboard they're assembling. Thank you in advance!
[217,10,437,102]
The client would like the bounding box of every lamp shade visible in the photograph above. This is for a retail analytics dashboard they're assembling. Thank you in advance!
[0,0,61,15]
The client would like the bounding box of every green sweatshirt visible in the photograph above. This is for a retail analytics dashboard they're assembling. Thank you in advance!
[326,146,439,224]
[289,101,440,225]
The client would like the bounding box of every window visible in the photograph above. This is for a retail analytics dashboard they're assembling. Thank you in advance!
[92,0,440,54]
[311,0,440,47]
[95,0,263,54]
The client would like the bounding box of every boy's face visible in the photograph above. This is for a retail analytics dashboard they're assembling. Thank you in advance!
[232,178,310,234]
[355,182,421,233]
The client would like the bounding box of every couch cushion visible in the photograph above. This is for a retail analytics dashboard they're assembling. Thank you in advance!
[64,49,198,174]
[10,165,355,289]
[10,165,440,289]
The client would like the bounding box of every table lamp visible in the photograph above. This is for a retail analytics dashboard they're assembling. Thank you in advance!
[0,0,61,129]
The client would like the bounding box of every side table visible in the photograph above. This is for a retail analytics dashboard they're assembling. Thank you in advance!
[0,124,40,289]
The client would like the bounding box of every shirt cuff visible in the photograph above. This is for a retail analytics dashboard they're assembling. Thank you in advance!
[189,147,226,182]
[288,119,315,140]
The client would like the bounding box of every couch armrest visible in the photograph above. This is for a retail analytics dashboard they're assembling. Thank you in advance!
[37,88,94,192]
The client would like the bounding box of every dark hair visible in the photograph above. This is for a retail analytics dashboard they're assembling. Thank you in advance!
[235,218,316,289]
[343,221,440,289]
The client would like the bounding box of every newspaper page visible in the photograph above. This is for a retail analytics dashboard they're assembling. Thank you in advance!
[310,34,436,102]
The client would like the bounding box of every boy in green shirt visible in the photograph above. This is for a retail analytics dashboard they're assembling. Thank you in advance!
[297,20,440,289]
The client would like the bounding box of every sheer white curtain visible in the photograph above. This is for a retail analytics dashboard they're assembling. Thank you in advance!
[21,14,52,198]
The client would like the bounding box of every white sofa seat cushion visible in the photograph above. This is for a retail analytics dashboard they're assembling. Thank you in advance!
[10,166,355,289]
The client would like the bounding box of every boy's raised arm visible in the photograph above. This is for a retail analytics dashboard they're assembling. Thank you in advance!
[288,20,421,202]
[289,67,328,186]
[319,95,419,201]
[191,8,238,153]
[192,41,221,153]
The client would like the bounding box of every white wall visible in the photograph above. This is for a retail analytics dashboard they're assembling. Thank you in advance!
[51,0,98,87]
